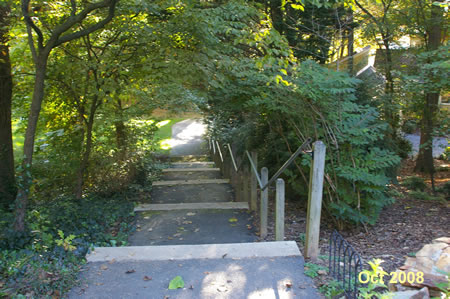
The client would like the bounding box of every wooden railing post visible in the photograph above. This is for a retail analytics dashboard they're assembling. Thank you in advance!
[243,166,250,204]
[275,178,285,241]
[305,141,326,260]
[250,152,258,211]
[260,167,268,238]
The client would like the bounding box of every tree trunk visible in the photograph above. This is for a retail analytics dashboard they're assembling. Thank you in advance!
[414,2,442,184]
[347,9,354,75]
[269,0,284,34]
[114,99,127,161]
[0,3,16,209]
[75,95,99,199]
[14,54,49,231]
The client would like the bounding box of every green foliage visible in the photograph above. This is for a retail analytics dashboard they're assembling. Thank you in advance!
[319,279,344,298]
[401,176,427,191]
[434,269,450,298]
[0,193,135,297]
[408,191,444,202]
[358,259,393,299]
[436,181,450,200]
[304,262,328,278]
[168,275,185,289]
[207,58,400,225]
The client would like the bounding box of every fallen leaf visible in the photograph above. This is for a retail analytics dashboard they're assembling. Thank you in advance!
[108,259,116,264]
[204,271,210,275]
[228,217,238,223]
[100,265,108,271]
[186,212,196,216]
[285,282,292,288]
[95,282,104,286]
[125,269,136,274]
[182,221,192,224]
[194,228,200,232]
[143,276,152,281]
[147,228,153,232]
[168,276,185,289]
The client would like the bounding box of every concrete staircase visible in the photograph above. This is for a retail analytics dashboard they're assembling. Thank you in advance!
[68,127,319,298]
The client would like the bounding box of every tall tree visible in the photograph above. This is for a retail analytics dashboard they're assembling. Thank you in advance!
[14,0,119,231]
[354,0,398,132]
[414,1,445,181]
[0,1,16,209]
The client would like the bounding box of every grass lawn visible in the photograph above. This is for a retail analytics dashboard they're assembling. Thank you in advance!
[154,118,185,154]
[12,116,192,159]
[12,119,24,163]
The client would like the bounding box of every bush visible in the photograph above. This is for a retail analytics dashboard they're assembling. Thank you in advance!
[0,194,135,297]
[402,119,419,134]
[436,181,450,200]
[401,176,427,191]
[206,59,400,226]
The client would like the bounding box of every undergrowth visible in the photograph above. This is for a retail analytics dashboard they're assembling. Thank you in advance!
[0,193,136,297]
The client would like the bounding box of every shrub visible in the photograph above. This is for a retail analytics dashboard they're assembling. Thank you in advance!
[206,59,400,226]
[401,176,427,191]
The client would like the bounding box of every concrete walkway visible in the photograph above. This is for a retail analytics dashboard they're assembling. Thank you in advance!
[403,133,448,158]
[68,119,319,298]
[169,119,208,156]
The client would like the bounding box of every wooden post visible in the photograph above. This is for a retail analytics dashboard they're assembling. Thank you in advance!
[260,167,268,238]
[275,178,285,241]
[250,152,258,211]
[305,141,326,260]
[243,166,250,204]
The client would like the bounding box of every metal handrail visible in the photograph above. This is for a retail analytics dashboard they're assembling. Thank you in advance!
[261,137,312,190]
[216,141,224,162]
[246,151,263,188]
[212,137,312,191]
[227,143,238,172]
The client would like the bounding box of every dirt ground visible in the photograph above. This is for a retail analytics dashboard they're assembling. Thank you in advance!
[261,158,449,290]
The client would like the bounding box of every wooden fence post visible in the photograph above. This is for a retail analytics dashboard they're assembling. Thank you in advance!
[260,167,268,238]
[243,166,250,204]
[305,141,326,260]
[250,152,258,211]
[275,178,285,241]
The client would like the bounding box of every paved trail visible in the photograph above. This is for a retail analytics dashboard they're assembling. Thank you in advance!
[403,134,447,158]
[68,119,319,299]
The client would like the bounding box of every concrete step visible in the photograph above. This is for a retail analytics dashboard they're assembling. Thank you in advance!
[68,242,320,299]
[134,202,249,212]
[87,241,301,262]
[153,179,229,186]
[150,184,234,204]
[169,154,210,162]
[162,168,220,172]
[161,168,222,181]
[170,162,215,169]
[128,209,255,246]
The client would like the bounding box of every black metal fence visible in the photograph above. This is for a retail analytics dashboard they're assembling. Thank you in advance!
[329,230,363,299]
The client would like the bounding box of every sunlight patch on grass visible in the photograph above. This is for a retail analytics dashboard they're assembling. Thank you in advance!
[12,119,24,161]
[154,118,185,153]
[156,120,170,128]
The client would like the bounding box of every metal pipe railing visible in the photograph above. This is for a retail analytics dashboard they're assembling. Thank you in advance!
[227,143,238,172]
[261,138,312,190]
[209,136,320,243]
[246,151,263,188]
